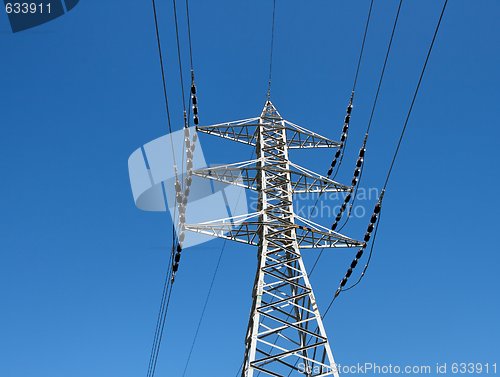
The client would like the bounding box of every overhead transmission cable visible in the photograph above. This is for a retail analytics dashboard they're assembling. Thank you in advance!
[146,2,178,377]
[170,0,200,281]
[287,0,450,373]
[266,0,277,99]
[185,0,194,71]
[185,0,197,127]
[234,4,278,376]
[330,0,374,180]
[252,3,376,374]
[175,1,235,375]
[308,0,374,216]
[352,0,374,94]
[172,0,188,118]
[181,240,228,376]
[339,0,450,295]
[337,0,403,231]
[185,146,255,376]
[146,0,198,375]
[308,0,403,277]
[327,0,449,311]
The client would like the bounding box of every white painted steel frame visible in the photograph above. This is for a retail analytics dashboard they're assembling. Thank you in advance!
[188,102,361,376]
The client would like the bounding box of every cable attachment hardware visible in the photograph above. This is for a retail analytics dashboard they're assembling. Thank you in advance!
[326,96,353,178]
[334,191,384,298]
[191,71,199,126]
[172,205,187,281]
[331,133,367,231]
[171,126,199,282]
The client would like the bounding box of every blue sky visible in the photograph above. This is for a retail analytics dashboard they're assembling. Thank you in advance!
[0,1,499,376]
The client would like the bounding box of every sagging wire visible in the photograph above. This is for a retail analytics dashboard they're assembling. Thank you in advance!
[252,3,375,374]
[307,0,403,283]
[170,0,199,281]
[327,0,448,308]
[146,0,200,375]
[266,0,277,99]
[328,0,374,181]
[146,1,182,376]
[181,240,228,377]
[331,192,383,303]
[308,0,374,217]
[333,0,403,231]
[272,2,449,376]
[282,194,385,377]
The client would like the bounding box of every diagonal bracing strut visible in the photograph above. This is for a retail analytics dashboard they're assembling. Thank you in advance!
[186,101,362,377]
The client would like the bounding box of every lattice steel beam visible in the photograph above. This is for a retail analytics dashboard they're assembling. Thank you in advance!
[196,117,341,149]
[187,101,361,377]
[192,159,350,193]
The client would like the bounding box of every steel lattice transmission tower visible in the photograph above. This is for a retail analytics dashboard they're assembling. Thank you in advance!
[186,101,362,377]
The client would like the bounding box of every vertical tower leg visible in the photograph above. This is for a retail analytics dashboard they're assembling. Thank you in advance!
[241,102,339,377]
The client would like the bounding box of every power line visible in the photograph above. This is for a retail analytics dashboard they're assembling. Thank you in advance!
[145,0,190,376]
[146,262,173,377]
[279,3,449,373]
[149,283,175,377]
[308,0,375,215]
[148,3,201,373]
[328,0,449,309]
[151,0,178,170]
[254,4,377,370]
[366,0,402,136]
[310,0,403,280]
[339,0,403,228]
[341,206,382,292]
[185,0,194,70]
[341,0,450,293]
[185,0,197,129]
[326,0,374,180]
[172,0,188,117]
[152,0,174,135]
[383,0,448,191]
[266,0,277,99]
[182,240,227,376]
[352,0,374,93]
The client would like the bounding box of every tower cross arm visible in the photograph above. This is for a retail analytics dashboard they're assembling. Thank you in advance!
[184,213,362,249]
[192,159,351,193]
[196,117,341,149]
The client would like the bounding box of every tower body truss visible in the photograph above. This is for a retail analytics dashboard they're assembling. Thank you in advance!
[192,159,350,193]
[188,102,361,377]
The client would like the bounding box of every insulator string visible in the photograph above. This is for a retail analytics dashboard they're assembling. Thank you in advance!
[330,134,367,231]
[146,0,200,375]
[309,0,374,219]
[329,0,374,180]
[337,0,403,229]
[146,1,181,376]
[307,0,401,287]
[331,192,383,302]
[327,0,448,308]
[338,0,450,295]
[327,95,353,180]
